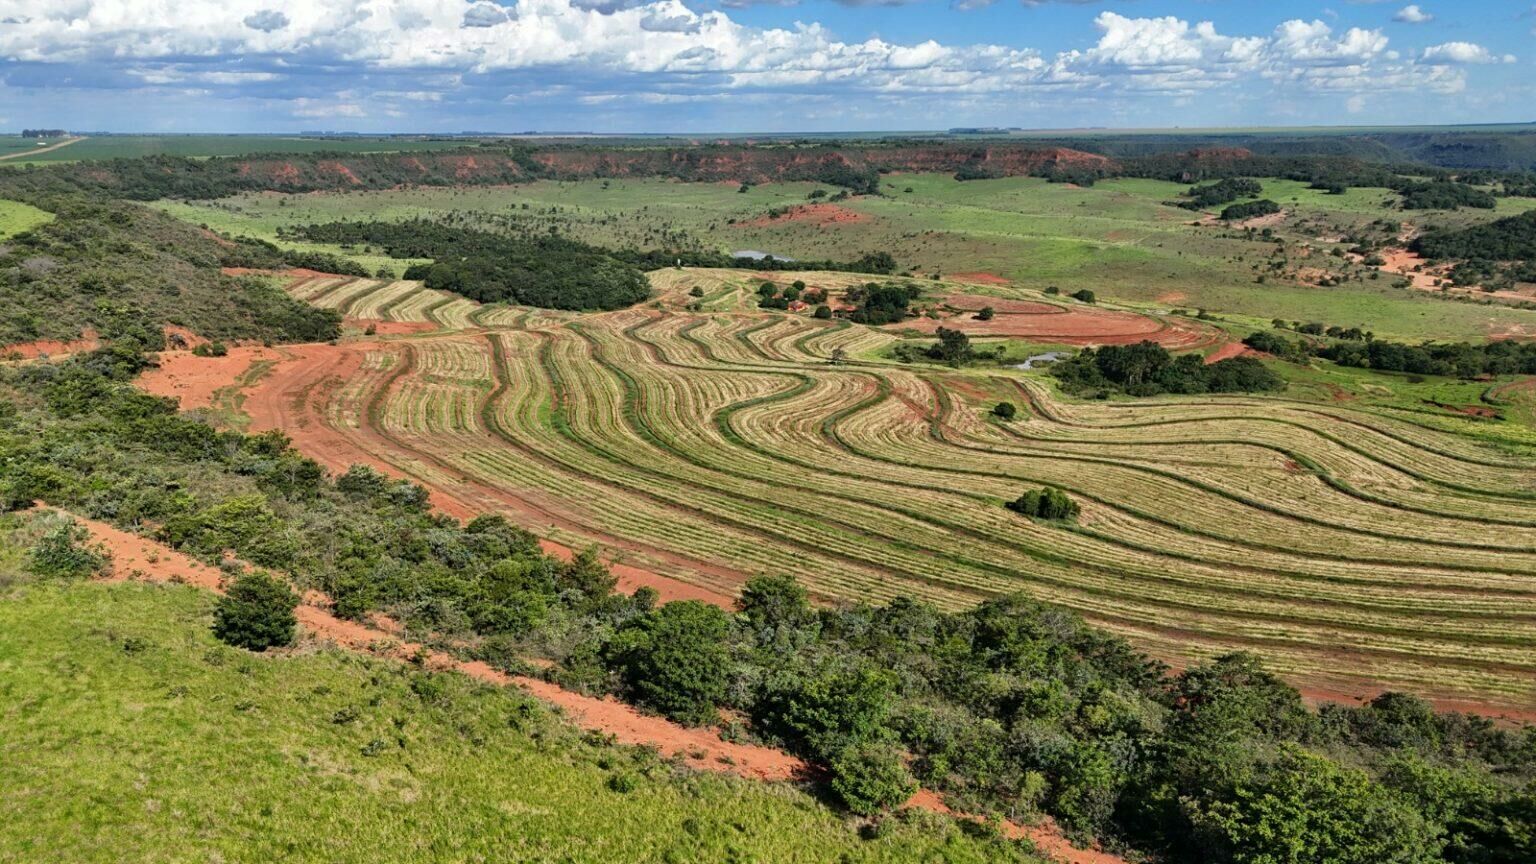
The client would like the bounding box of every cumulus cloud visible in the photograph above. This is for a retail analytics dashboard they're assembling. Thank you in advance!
[462,3,514,27]
[0,0,1509,121]
[1392,5,1432,23]
[1421,41,1504,64]
[242,9,290,32]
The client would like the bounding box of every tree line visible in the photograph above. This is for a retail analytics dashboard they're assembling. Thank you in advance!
[1051,341,1284,397]
[288,219,651,311]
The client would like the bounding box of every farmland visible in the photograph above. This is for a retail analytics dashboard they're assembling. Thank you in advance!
[156,173,1536,342]
[144,267,1536,715]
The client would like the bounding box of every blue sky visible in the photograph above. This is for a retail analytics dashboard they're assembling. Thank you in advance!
[0,0,1531,133]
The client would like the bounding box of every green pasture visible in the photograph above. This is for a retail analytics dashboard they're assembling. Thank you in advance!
[0,199,52,238]
[153,173,1536,342]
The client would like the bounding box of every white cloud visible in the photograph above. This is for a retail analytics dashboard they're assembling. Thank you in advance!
[0,1,1508,115]
[1421,41,1501,64]
[1392,5,1432,24]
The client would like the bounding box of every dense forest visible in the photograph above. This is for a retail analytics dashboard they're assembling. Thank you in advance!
[1173,178,1263,210]
[3,344,1532,863]
[0,201,338,347]
[1051,341,1284,397]
[288,219,651,310]
[1413,210,1536,262]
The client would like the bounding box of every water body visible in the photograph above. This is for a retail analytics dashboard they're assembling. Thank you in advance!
[731,250,796,262]
[1013,351,1068,370]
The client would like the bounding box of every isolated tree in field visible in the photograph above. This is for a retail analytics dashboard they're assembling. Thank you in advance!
[1072,289,1096,304]
[992,401,1017,420]
[976,306,995,321]
[688,286,704,298]
[213,571,298,651]
[605,600,732,725]
[1006,487,1079,521]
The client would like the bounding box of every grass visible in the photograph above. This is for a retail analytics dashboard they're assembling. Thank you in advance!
[0,562,1037,863]
[222,268,1536,711]
[154,173,1536,342]
[0,198,53,238]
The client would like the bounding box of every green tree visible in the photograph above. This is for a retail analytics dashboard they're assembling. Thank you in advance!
[213,571,299,652]
[829,742,917,815]
[992,402,1017,420]
[1006,487,1079,521]
[1193,747,1440,864]
[605,600,733,725]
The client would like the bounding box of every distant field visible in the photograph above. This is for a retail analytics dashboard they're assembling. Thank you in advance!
[0,573,1031,863]
[0,135,477,164]
[0,199,52,237]
[165,268,1536,713]
[155,173,1536,342]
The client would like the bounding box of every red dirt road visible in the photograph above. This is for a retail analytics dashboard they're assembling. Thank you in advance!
[43,502,1119,862]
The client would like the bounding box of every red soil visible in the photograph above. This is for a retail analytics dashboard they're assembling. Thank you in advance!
[947,272,1012,286]
[897,298,1223,351]
[1203,342,1258,364]
[51,498,1124,858]
[907,790,1124,864]
[43,503,803,781]
[737,203,870,228]
[1,327,101,360]
[138,345,282,409]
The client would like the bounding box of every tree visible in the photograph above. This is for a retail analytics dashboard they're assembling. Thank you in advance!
[26,517,108,579]
[814,304,832,319]
[737,574,818,649]
[688,286,705,298]
[976,306,995,321]
[1192,747,1440,864]
[1071,289,1096,304]
[213,571,299,652]
[829,742,917,815]
[1006,487,1079,521]
[605,600,733,725]
[992,402,1018,420]
[925,327,975,366]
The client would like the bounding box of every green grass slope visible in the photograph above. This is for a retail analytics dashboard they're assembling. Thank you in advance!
[0,574,1037,863]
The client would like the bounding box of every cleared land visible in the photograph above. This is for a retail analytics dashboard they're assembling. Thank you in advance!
[156,174,1536,341]
[0,198,53,237]
[140,268,1536,716]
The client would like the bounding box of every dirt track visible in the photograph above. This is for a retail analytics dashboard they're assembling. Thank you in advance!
[0,135,83,162]
[42,502,1122,863]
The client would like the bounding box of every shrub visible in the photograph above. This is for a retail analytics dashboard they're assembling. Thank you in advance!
[213,571,299,652]
[26,516,108,579]
[829,742,917,815]
[813,304,832,319]
[1006,487,1080,521]
[976,306,995,321]
[605,600,733,725]
[992,402,1017,420]
[1071,289,1096,304]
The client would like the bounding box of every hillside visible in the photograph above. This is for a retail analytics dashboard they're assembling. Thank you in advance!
[0,200,338,348]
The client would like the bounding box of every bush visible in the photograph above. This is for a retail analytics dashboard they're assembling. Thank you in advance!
[976,306,995,321]
[1006,487,1079,521]
[26,516,108,579]
[813,304,832,319]
[605,600,733,725]
[213,571,299,652]
[1071,289,1096,304]
[829,742,917,815]
[992,402,1017,420]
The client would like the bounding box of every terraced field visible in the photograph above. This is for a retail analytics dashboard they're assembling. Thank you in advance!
[181,268,1536,714]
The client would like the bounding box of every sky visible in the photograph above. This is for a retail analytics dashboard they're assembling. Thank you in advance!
[0,0,1531,133]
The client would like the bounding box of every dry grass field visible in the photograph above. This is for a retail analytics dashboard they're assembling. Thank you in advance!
[151,267,1536,716]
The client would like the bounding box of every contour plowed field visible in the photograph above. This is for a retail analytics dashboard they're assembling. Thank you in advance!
[151,269,1536,715]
